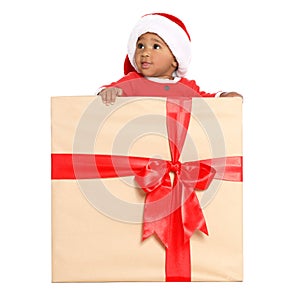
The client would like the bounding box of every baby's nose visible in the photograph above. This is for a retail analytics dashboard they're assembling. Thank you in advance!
[141,49,150,57]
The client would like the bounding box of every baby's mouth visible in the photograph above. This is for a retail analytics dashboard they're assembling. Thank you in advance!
[141,62,151,69]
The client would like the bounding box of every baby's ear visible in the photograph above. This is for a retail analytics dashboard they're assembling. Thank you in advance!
[172,60,178,69]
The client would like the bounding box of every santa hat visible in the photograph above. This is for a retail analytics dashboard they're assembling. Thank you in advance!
[124,13,192,77]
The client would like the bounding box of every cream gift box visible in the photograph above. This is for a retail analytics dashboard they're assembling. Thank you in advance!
[51,96,243,282]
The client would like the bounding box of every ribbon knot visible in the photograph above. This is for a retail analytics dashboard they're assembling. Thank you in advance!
[169,161,181,174]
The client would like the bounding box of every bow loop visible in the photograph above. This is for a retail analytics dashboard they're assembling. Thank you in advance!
[134,158,170,193]
[181,161,216,190]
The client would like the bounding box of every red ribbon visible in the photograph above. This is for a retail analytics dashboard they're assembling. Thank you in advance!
[51,98,243,281]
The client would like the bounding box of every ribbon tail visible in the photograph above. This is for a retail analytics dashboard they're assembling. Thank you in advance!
[182,190,208,243]
[165,181,191,281]
[166,205,191,281]
[142,183,173,248]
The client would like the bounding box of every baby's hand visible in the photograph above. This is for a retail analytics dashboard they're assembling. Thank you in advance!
[99,87,123,105]
[220,92,243,99]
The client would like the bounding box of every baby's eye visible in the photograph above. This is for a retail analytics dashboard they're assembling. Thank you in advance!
[137,43,144,49]
[153,44,161,50]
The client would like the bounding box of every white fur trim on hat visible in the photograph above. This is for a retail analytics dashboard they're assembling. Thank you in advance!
[127,14,191,77]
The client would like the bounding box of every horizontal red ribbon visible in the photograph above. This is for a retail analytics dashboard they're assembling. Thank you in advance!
[51,98,243,281]
[51,153,242,238]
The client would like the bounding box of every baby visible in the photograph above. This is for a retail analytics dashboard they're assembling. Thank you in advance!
[98,13,242,105]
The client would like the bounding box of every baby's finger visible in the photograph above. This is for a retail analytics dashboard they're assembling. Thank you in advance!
[102,93,112,106]
[107,89,117,104]
[109,89,120,105]
[99,90,107,102]
[116,88,123,96]
[110,97,116,105]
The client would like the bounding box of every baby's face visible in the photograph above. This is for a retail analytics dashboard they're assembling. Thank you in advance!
[134,33,177,79]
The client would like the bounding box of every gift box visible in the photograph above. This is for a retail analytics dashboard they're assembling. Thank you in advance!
[51,96,243,282]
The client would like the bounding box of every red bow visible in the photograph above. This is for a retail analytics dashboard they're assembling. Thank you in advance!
[135,157,215,245]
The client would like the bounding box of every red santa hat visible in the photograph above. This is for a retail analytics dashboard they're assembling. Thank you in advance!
[124,13,192,77]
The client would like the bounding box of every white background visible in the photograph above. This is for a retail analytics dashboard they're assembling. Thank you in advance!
[1,0,300,299]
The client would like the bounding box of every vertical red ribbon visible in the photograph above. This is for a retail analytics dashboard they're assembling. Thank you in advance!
[165,98,192,281]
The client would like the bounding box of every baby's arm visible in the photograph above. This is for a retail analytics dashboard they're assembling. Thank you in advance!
[180,79,242,98]
[98,87,123,106]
